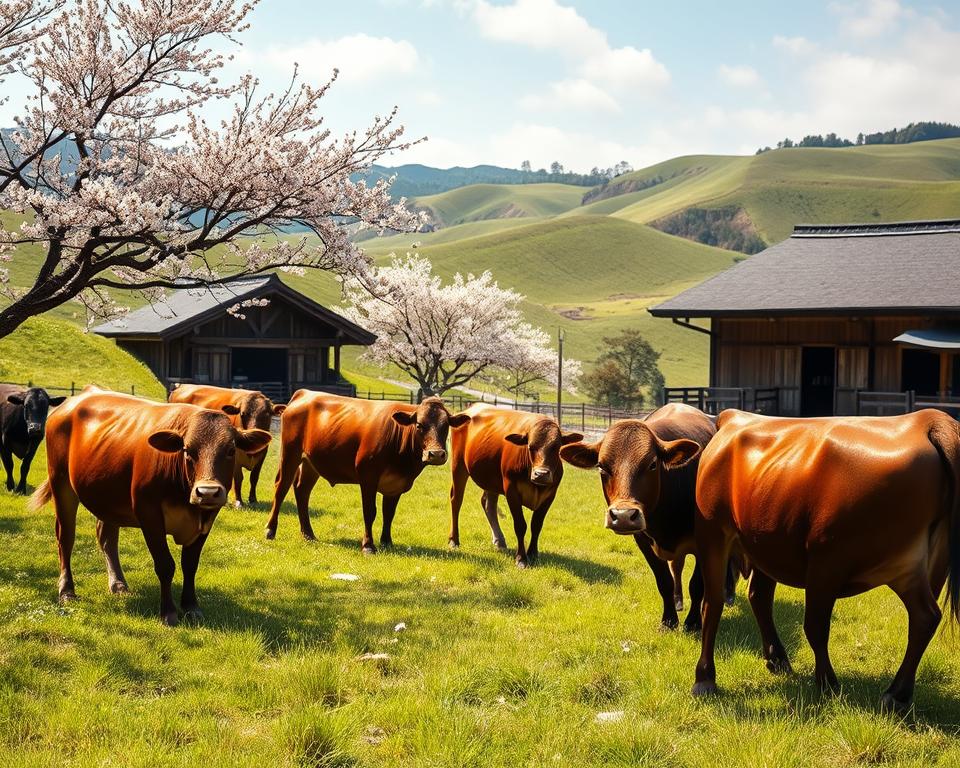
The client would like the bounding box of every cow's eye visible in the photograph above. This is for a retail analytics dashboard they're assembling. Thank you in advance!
[598,464,609,476]
[648,458,658,471]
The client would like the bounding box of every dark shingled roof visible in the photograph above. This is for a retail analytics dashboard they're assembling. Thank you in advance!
[93,274,375,344]
[650,219,960,318]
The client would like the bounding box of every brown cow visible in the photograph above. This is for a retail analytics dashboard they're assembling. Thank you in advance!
[168,384,284,505]
[560,403,715,629]
[692,409,960,712]
[31,388,271,625]
[265,392,470,552]
[448,404,582,568]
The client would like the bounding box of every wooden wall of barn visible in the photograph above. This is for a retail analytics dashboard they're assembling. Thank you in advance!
[711,316,947,416]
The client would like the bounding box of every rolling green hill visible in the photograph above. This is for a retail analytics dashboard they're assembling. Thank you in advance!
[413,183,585,227]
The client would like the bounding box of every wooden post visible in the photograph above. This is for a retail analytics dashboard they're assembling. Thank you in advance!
[334,345,341,381]
[581,402,586,433]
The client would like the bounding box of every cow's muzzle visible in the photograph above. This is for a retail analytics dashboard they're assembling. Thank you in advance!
[26,423,43,437]
[606,505,646,534]
[190,483,227,508]
[423,449,447,465]
[530,467,553,486]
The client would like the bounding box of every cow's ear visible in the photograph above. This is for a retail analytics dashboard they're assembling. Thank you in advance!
[559,441,600,468]
[504,432,528,446]
[236,428,272,455]
[392,411,416,426]
[272,404,287,416]
[148,429,184,453]
[561,431,584,445]
[48,396,67,406]
[449,412,471,428]
[656,437,701,469]
[221,404,241,415]
[6,394,23,406]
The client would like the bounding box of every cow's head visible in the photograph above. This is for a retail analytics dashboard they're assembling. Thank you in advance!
[560,420,700,535]
[392,397,470,465]
[505,421,583,487]
[6,387,66,439]
[147,410,272,509]
[222,392,285,434]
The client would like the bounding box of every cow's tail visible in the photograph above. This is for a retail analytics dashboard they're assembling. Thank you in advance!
[929,417,960,624]
[29,479,53,511]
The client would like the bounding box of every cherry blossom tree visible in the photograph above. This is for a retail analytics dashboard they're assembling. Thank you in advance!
[0,0,420,337]
[343,254,580,398]
[492,326,582,401]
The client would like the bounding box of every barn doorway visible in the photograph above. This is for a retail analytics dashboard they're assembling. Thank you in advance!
[801,346,836,417]
[901,348,940,396]
[231,347,288,386]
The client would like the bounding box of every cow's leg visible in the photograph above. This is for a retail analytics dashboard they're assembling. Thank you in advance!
[747,569,791,673]
[15,442,37,494]
[265,439,302,540]
[692,532,731,696]
[381,494,400,548]
[232,463,245,507]
[52,480,80,602]
[505,488,529,568]
[635,535,679,629]
[670,556,685,612]
[526,496,555,565]
[1,445,14,491]
[448,463,468,548]
[725,559,740,606]
[180,533,209,625]
[359,481,379,555]
[482,491,507,549]
[683,559,704,632]
[138,511,179,626]
[95,520,128,594]
[293,460,320,541]
[803,587,839,694]
[248,453,266,505]
[881,572,941,712]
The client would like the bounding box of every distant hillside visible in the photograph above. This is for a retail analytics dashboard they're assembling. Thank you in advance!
[412,183,585,227]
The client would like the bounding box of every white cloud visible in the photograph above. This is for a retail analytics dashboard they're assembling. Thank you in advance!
[718,64,763,88]
[265,34,420,84]
[772,35,817,55]
[520,78,621,113]
[830,0,908,38]
[416,89,443,106]
[581,46,670,90]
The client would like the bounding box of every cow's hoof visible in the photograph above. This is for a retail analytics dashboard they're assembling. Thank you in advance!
[879,692,910,715]
[264,527,277,541]
[4,481,12,491]
[362,545,377,555]
[691,681,718,697]
[109,581,129,595]
[15,486,27,496]
[448,540,460,549]
[58,590,78,604]
[515,559,528,569]
[683,619,702,634]
[674,597,684,612]
[249,496,259,505]
[161,611,179,627]
[725,594,736,607]
[493,539,507,550]
[301,531,317,542]
[182,607,205,626]
[380,538,394,549]
[765,656,793,675]
[659,618,679,632]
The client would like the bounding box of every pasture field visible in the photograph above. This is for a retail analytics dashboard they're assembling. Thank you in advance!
[413,183,586,227]
[1,437,960,766]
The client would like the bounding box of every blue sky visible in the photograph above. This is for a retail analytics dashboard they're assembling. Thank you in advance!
[6,0,960,171]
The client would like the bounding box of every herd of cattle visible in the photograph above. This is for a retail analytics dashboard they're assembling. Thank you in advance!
[2,380,959,712]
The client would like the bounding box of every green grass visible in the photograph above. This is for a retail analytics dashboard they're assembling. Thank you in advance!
[0,316,167,399]
[414,183,585,226]
[2,430,960,766]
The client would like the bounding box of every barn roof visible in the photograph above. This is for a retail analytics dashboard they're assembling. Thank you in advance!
[93,273,375,344]
[650,219,960,318]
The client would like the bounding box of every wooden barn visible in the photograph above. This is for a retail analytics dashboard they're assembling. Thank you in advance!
[650,219,960,417]
[94,275,375,401]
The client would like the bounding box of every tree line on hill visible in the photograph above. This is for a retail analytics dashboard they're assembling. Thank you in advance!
[517,159,634,187]
[755,121,960,154]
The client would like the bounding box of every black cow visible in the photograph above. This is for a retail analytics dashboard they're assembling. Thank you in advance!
[0,384,66,494]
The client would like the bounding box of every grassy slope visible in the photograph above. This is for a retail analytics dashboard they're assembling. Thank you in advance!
[414,183,585,226]
[2,432,959,766]
[608,139,960,242]
[0,316,166,399]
